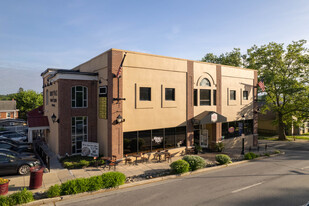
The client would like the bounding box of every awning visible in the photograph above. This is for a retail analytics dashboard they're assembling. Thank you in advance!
[192,111,227,125]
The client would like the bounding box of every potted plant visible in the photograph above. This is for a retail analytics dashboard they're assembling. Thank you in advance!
[0,177,9,195]
[194,144,202,154]
[215,142,225,152]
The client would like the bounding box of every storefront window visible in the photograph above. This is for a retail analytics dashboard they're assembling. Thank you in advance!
[165,128,175,149]
[138,130,151,152]
[176,127,186,147]
[152,129,164,151]
[123,132,138,154]
[71,116,87,154]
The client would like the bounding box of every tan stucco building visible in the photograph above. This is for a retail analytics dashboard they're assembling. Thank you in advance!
[41,49,258,158]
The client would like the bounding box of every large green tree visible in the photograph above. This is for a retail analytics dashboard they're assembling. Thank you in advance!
[13,89,43,120]
[202,40,309,140]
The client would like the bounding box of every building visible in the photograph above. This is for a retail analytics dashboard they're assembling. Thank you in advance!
[41,49,258,158]
[0,100,18,120]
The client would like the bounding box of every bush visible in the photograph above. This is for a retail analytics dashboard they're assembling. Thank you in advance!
[215,142,225,152]
[182,155,206,171]
[0,196,10,206]
[101,172,126,188]
[79,160,90,168]
[264,153,270,157]
[58,172,126,196]
[170,160,190,174]
[274,150,280,154]
[244,152,257,160]
[215,154,232,165]
[47,184,61,198]
[63,162,74,169]
[7,188,34,205]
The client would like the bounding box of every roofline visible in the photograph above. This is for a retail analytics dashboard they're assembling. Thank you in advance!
[71,48,257,72]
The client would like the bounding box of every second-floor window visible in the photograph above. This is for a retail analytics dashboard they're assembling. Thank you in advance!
[140,87,151,101]
[230,90,236,100]
[243,91,248,100]
[200,89,211,106]
[165,88,175,101]
[72,86,88,108]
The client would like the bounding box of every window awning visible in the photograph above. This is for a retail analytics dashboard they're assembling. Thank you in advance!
[192,111,227,125]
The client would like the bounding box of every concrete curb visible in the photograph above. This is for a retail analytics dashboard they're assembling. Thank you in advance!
[23,152,284,205]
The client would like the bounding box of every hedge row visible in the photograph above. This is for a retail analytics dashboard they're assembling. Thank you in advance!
[0,188,33,206]
[170,155,207,174]
[61,155,105,169]
[47,171,126,198]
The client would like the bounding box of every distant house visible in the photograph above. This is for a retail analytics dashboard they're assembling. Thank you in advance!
[0,100,19,120]
[258,101,309,135]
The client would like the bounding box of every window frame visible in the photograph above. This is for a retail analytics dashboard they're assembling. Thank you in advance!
[200,78,211,87]
[139,87,151,101]
[230,90,236,101]
[165,88,175,101]
[243,90,249,100]
[200,89,211,106]
[71,116,88,154]
[72,86,88,108]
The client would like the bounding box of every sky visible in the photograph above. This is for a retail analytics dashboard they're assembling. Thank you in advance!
[0,0,308,94]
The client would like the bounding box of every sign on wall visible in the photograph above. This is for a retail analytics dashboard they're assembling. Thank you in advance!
[99,86,107,119]
[81,142,99,157]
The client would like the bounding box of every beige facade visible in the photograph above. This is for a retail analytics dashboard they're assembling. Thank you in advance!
[41,49,258,158]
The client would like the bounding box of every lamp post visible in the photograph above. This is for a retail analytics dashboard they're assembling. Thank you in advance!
[116,115,125,124]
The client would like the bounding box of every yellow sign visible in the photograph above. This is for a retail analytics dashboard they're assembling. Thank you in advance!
[99,97,107,119]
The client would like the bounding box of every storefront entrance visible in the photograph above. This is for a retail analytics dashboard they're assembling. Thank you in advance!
[194,124,209,148]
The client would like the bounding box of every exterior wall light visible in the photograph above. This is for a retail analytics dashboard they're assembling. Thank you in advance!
[116,115,125,124]
[51,113,60,123]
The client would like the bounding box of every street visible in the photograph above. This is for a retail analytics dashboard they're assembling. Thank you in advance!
[57,140,309,206]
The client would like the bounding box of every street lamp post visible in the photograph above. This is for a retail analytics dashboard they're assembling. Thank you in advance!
[241,114,245,155]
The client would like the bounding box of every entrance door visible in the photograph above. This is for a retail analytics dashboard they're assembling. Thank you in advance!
[200,127,208,148]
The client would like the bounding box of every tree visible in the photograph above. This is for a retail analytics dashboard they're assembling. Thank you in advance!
[201,48,245,67]
[202,40,309,140]
[13,90,43,120]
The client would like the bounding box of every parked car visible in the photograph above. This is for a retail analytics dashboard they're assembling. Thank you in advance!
[0,153,40,175]
[0,132,27,142]
[0,148,36,159]
[0,137,31,147]
[0,141,32,153]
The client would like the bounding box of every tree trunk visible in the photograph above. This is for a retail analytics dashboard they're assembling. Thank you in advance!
[278,113,287,140]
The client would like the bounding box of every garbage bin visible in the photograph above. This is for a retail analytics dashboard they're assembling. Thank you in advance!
[29,167,44,189]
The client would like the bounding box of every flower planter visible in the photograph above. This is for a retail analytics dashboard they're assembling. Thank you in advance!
[0,180,9,195]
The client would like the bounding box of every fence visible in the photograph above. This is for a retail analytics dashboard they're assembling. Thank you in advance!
[33,141,50,171]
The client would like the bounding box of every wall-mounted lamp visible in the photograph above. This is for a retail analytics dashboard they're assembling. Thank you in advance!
[51,113,60,123]
[98,77,108,84]
[116,115,125,124]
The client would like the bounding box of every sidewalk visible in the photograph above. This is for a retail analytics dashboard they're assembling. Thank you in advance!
[5,145,273,196]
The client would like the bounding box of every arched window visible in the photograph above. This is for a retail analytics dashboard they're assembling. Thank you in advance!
[200,78,211,87]
[72,86,88,108]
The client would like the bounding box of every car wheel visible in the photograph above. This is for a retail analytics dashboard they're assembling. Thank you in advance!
[18,165,30,175]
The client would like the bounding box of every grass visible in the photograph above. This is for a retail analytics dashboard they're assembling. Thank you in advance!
[287,135,309,140]
[259,134,309,141]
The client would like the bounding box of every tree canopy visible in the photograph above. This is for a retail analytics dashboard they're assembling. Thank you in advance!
[202,40,309,140]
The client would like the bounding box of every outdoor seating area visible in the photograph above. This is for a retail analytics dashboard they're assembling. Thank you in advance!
[123,149,181,165]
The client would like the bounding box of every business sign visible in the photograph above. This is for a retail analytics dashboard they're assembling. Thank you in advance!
[228,127,235,133]
[211,113,218,122]
[81,142,99,157]
[99,86,107,119]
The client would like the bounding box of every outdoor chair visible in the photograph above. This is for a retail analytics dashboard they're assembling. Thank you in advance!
[108,159,123,171]
[141,153,151,163]
[167,152,179,163]
[124,154,132,165]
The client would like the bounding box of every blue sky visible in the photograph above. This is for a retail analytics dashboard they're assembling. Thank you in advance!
[0,0,308,94]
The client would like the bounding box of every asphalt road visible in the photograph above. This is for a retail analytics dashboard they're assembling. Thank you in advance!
[57,141,309,206]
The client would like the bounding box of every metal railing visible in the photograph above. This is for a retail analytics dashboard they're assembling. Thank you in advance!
[33,141,50,171]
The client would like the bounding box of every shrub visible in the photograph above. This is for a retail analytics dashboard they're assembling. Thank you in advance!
[7,188,34,205]
[215,142,225,152]
[215,154,232,165]
[47,184,61,198]
[63,162,74,169]
[101,172,126,188]
[79,160,90,168]
[264,153,270,157]
[244,152,257,160]
[182,155,206,171]
[58,172,126,196]
[274,150,280,154]
[170,160,190,174]
[0,196,10,206]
